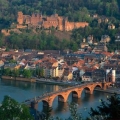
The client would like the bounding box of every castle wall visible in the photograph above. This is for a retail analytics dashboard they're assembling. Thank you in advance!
[31,16,39,25]
[65,22,75,31]
[17,24,27,29]
[31,14,42,25]
[75,22,89,28]
[24,15,31,24]
[42,20,58,29]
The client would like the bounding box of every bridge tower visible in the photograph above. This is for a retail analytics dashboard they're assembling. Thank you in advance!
[112,70,116,83]
[31,101,38,109]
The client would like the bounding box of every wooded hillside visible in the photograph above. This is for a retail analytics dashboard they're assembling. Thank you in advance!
[0,0,120,28]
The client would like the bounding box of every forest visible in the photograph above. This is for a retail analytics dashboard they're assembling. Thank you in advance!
[0,0,120,51]
[0,0,120,25]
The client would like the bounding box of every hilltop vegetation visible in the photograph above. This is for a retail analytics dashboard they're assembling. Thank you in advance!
[0,0,120,28]
[0,0,120,51]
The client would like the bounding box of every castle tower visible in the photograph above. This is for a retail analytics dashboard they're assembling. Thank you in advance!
[17,12,24,25]
[63,17,68,31]
[58,17,63,31]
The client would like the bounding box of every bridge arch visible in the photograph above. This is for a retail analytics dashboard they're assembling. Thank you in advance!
[92,84,102,93]
[84,86,91,91]
[83,86,92,94]
[106,83,113,89]
[66,88,85,99]
[66,90,79,99]
[58,94,66,102]
[72,91,79,98]
[94,84,102,89]
[43,93,69,107]
[42,100,50,107]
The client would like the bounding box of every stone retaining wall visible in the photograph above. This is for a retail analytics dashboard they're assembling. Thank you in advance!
[1,76,36,82]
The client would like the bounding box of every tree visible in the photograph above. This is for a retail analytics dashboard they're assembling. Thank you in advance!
[69,102,83,120]
[3,68,11,76]
[43,97,53,120]
[23,69,32,78]
[89,93,120,120]
[44,105,52,120]
[12,69,20,78]
[40,68,44,77]
[0,95,34,120]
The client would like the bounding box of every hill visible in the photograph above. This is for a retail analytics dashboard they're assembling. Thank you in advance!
[0,0,120,29]
[54,31,71,41]
[0,0,120,52]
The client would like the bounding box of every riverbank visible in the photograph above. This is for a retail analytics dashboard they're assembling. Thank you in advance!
[36,79,74,86]
[1,76,36,82]
[1,76,74,86]
[95,88,120,95]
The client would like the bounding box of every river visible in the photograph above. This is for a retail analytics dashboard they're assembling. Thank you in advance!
[0,79,116,119]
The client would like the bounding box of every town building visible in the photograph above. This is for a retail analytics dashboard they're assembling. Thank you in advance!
[108,24,115,30]
[82,72,92,81]
[100,35,111,43]
[92,43,108,53]
[92,69,106,82]
[62,68,73,81]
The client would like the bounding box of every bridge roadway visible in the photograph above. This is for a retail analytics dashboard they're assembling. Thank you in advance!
[23,82,112,109]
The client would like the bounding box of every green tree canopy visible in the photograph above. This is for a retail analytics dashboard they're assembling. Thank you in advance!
[0,95,34,120]
[23,69,32,78]
[3,68,11,76]
[89,93,120,120]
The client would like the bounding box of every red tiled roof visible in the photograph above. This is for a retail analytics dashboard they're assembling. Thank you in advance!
[72,60,85,68]
[101,52,113,57]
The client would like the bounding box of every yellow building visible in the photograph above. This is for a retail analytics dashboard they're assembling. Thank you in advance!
[63,68,73,80]
[42,59,59,78]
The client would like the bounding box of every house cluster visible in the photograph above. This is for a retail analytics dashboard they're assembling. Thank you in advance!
[0,45,120,86]
[91,14,116,30]
[80,34,110,53]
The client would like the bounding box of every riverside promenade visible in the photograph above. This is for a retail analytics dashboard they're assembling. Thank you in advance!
[1,76,74,86]
[36,78,76,86]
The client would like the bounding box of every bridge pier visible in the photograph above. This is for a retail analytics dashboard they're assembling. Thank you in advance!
[102,82,107,90]
[72,92,78,98]
[31,101,38,110]
[85,90,93,94]
[72,91,80,98]
[43,101,51,108]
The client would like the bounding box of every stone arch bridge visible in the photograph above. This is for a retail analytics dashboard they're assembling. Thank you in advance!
[23,82,112,109]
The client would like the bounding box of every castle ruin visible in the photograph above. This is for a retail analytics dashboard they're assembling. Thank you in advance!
[17,11,89,31]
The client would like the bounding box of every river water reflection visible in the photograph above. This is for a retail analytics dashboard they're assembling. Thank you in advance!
[0,79,114,119]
